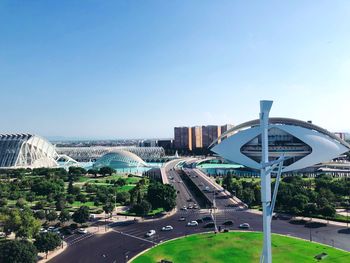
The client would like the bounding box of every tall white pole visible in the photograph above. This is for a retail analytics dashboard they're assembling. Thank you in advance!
[260,100,273,263]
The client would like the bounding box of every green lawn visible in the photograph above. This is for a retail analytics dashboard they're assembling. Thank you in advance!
[132,232,350,263]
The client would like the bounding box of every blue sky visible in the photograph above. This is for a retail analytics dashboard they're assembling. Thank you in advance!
[0,1,349,139]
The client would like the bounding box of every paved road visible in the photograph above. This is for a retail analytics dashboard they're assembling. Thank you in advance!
[49,162,350,263]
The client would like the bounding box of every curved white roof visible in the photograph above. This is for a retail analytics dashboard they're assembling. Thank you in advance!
[0,133,58,168]
[93,150,148,169]
[211,118,350,172]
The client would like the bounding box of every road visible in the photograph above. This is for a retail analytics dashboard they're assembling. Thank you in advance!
[49,160,350,263]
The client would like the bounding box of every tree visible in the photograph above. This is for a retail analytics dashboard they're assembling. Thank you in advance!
[319,205,336,223]
[58,209,71,225]
[290,194,309,215]
[242,188,255,206]
[0,197,8,206]
[0,240,38,263]
[15,198,26,208]
[46,210,58,222]
[55,199,66,211]
[34,210,46,220]
[87,169,99,177]
[3,208,41,239]
[34,232,62,259]
[99,166,115,176]
[132,200,151,216]
[146,182,176,211]
[103,202,114,218]
[72,206,90,225]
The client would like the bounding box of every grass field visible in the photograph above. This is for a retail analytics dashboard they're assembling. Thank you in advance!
[132,232,350,263]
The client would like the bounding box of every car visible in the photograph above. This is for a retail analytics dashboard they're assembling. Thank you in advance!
[39,228,48,233]
[181,206,187,210]
[223,220,234,226]
[187,221,199,226]
[47,226,55,232]
[0,232,6,238]
[161,225,173,231]
[187,205,193,209]
[196,219,204,224]
[193,204,199,209]
[204,222,215,228]
[179,217,186,221]
[145,230,156,237]
[77,228,88,234]
[239,223,250,229]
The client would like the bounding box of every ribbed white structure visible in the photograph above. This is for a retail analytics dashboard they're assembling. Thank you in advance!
[0,134,58,168]
[93,150,148,169]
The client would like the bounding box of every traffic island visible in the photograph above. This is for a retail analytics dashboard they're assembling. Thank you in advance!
[130,232,350,263]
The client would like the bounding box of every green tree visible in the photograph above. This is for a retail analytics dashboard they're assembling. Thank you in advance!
[0,240,38,263]
[58,209,71,225]
[242,188,255,206]
[34,210,46,220]
[99,167,115,176]
[72,206,90,225]
[34,232,62,259]
[46,210,58,222]
[103,202,114,218]
[132,200,151,216]
[146,182,176,211]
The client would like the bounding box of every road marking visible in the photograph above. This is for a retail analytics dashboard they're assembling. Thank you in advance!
[111,229,157,245]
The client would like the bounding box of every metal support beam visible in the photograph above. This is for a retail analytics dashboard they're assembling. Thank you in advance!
[260,100,273,263]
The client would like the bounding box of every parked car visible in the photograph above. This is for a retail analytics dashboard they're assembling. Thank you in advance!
[179,217,186,221]
[145,230,156,237]
[0,232,6,238]
[77,228,88,234]
[161,225,173,231]
[187,205,193,209]
[239,223,250,229]
[187,221,199,227]
[181,206,187,210]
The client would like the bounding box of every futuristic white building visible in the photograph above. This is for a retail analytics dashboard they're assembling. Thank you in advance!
[0,134,59,168]
[93,150,148,169]
[211,118,350,172]
[56,146,165,162]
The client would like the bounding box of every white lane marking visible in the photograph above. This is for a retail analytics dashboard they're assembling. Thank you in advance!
[111,229,157,245]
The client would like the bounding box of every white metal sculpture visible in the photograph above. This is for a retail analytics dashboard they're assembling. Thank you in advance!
[212,100,350,263]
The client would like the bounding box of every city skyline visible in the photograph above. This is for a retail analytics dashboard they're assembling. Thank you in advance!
[1,1,350,138]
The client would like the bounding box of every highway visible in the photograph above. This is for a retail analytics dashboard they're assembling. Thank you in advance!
[49,161,350,263]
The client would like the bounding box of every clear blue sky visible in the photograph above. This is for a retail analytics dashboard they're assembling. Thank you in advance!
[1,1,349,139]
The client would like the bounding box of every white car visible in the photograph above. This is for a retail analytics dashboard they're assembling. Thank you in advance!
[161,225,173,231]
[145,230,156,237]
[181,206,187,210]
[77,228,88,234]
[239,223,250,229]
[187,221,199,226]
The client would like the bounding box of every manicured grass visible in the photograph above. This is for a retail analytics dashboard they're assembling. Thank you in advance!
[119,207,164,217]
[70,201,95,208]
[118,185,135,192]
[132,232,350,263]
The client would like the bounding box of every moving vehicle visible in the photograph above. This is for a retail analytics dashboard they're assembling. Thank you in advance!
[196,218,204,224]
[239,223,250,229]
[145,230,156,237]
[77,228,88,234]
[187,221,199,226]
[161,225,173,231]
[181,206,187,210]
[179,217,186,221]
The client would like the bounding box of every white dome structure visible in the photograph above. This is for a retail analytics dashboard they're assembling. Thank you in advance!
[93,150,148,169]
[0,133,58,168]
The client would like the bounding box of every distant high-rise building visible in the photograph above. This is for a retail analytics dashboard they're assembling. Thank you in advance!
[220,124,235,141]
[191,126,203,149]
[174,124,234,150]
[174,127,192,150]
[202,125,221,148]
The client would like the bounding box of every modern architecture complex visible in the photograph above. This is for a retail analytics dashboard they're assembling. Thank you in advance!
[211,118,350,172]
[0,134,58,168]
[56,146,165,162]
